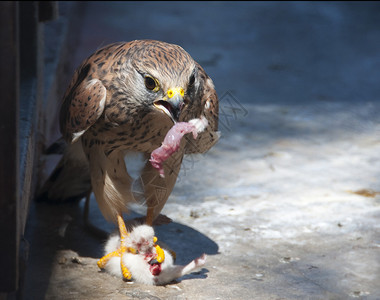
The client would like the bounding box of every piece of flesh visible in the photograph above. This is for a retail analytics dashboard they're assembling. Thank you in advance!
[149,116,208,177]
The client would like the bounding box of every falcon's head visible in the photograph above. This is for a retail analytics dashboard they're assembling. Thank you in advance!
[122,40,204,123]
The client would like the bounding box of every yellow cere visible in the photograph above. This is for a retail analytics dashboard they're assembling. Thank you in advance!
[167,87,184,98]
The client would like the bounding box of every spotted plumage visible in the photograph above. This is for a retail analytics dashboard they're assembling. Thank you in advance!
[39,40,219,226]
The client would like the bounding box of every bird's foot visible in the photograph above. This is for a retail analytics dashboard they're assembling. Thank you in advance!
[97,215,133,280]
[97,216,167,280]
[97,247,132,280]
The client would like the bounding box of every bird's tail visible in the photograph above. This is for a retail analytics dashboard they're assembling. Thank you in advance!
[36,138,91,203]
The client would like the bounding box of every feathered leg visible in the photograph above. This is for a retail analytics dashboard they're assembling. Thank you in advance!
[87,148,138,279]
[140,149,184,226]
[87,148,132,222]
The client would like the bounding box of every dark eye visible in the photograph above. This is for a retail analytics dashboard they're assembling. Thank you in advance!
[144,75,159,91]
[188,74,195,87]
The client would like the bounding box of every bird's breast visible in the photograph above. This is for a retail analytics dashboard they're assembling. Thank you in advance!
[83,111,174,155]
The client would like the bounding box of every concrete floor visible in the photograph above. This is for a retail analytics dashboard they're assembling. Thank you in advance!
[23,2,380,299]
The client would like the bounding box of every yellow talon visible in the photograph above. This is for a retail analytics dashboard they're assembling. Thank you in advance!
[97,250,120,269]
[97,215,135,280]
[127,247,138,254]
[154,244,165,263]
[121,261,132,280]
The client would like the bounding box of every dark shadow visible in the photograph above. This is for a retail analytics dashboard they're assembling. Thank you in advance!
[161,267,209,286]
[154,223,219,265]
[180,267,209,281]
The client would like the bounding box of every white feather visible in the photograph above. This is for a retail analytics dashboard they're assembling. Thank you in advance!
[189,115,208,133]
[71,130,86,143]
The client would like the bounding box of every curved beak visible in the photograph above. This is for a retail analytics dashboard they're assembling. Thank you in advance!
[154,87,184,122]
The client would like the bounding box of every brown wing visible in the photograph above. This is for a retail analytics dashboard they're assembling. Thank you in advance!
[59,63,106,143]
[185,63,220,154]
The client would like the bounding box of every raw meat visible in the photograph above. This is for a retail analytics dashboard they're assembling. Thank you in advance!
[150,116,208,177]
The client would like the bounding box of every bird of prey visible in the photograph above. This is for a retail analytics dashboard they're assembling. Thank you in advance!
[39,40,219,278]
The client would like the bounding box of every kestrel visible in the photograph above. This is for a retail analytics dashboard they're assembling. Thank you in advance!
[39,40,219,278]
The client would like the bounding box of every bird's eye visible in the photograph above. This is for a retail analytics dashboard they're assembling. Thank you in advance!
[188,74,195,87]
[144,75,159,92]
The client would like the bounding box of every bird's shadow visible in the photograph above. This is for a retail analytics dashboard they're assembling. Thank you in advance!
[154,222,218,265]
[160,267,209,286]
[180,267,209,281]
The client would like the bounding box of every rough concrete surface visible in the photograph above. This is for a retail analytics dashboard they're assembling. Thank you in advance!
[23,2,380,300]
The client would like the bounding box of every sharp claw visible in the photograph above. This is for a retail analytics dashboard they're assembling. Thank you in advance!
[97,215,134,280]
[121,260,132,280]
[97,250,120,269]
